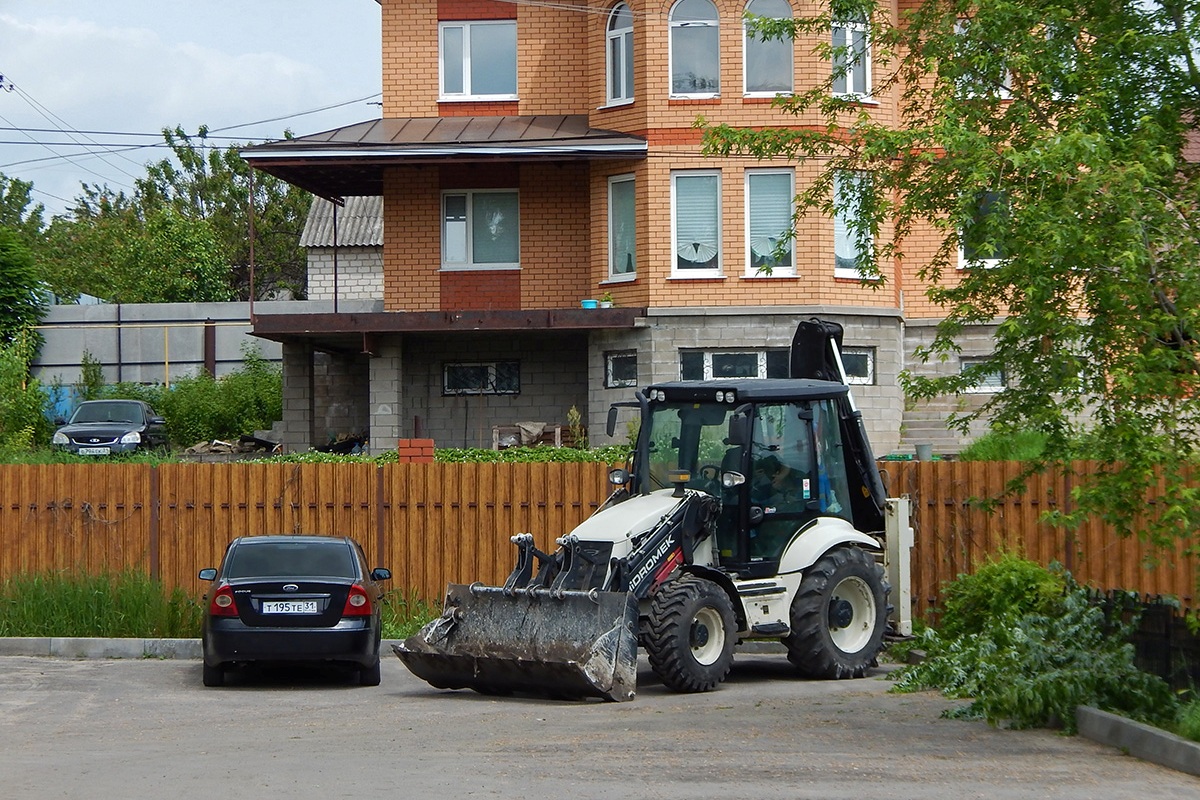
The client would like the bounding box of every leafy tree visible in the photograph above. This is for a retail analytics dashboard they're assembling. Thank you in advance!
[0,174,45,247]
[707,0,1200,546]
[38,189,232,303]
[137,126,312,300]
[0,225,45,345]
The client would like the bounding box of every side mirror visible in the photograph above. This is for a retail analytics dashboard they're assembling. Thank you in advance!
[54,416,66,426]
[198,568,217,581]
[150,416,166,425]
[371,568,392,581]
[727,404,752,446]
[606,405,618,437]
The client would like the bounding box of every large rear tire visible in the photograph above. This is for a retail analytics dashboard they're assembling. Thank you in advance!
[785,546,888,679]
[644,575,736,693]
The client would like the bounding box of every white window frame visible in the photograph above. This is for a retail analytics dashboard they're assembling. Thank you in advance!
[671,170,723,278]
[841,347,875,385]
[833,170,875,279]
[441,190,521,271]
[960,357,1005,393]
[669,0,720,99]
[831,18,871,99]
[608,174,637,280]
[953,18,1011,100]
[605,350,638,388]
[680,349,789,380]
[606,4,635,106]
[443,361,521,396]
[439,21,518,101]
[957,190,1008,270]
[743,0,794,97]
[745,168,795,276]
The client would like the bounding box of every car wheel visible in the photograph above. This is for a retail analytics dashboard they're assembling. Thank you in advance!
[359,659,381,687]
[202,662,225,687]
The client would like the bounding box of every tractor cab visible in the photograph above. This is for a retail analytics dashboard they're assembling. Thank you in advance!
[627,379,864,576]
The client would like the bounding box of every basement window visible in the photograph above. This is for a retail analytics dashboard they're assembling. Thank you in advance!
[443,361,520,395]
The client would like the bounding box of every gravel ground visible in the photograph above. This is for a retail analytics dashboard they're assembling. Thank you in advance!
[1,650,1195,799]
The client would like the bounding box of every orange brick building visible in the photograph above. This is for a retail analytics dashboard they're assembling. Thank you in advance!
[243,0,972,454]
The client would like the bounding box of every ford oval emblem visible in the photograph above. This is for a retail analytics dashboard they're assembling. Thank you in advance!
[282,584,299,592]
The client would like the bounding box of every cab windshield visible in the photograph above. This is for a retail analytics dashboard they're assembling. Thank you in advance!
[643,401,732,491]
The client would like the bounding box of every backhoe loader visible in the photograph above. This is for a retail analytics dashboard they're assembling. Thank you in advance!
[395,319,909,701]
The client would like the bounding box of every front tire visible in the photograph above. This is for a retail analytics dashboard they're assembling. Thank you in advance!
[785,546,888,679]
[644,575,736,693]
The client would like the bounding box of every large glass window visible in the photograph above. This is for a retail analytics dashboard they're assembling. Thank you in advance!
[833,171,873,278]
[746,169,794,275]
[744,0,793,95]
[442,191,520,269]
[440,21,518,100]
[959,190,1008,268]
[607,4,635,104]
[670,0,720,97]
[672,171,721,275]
[608,175,636,278]
[832,17,870,97]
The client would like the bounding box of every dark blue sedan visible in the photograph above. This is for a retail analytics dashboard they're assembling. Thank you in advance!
[199,535,391,687]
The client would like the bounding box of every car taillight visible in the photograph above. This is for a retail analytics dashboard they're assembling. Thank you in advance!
[209,586,238,617]
[342,584,372,616]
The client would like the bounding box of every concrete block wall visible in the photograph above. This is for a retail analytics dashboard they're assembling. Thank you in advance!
[397,331,590,449]
[586,308,906,456]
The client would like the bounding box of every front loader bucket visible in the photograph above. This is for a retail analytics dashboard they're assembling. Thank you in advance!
[393,583,639,702]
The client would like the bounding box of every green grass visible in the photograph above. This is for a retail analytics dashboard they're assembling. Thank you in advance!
[380,590,440,639]
[0,570,440,640]
[0,570,203,638]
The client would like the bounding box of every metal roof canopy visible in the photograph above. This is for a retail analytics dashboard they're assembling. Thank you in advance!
[251,307,647,356]
[240,115,648,200]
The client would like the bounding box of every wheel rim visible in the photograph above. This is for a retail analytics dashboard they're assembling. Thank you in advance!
[690,606,726,665]
[827,575,876,654]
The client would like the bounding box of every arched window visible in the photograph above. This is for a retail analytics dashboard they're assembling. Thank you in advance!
[744,0,793,95]
[670,0,719,97]
[607,4,634,104]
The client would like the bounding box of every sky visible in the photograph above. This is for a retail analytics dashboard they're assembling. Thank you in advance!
[0,1,383,217]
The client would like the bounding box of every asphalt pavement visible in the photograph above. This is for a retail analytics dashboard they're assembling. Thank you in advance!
[0,643,1196,799]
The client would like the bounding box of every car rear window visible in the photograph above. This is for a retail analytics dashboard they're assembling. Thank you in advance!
[224,541,357,580]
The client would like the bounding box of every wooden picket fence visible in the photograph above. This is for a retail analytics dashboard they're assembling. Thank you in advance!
[0,461,1195,616]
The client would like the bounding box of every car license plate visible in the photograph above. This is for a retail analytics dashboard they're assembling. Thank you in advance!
[262,600,318,614]
[78,447,111,456]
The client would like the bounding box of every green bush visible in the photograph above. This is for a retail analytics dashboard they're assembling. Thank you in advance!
[892,566,1178,733]
[936,552,1067,640]
[0,570,203,638]
[98,344,282,448]
[1177,698,1200,743]
[0,341,53,451]
[958,429,1048,461]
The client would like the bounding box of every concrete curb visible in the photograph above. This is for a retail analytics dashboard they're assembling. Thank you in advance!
[1076,706,1200,777]
[0,638,202,659]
